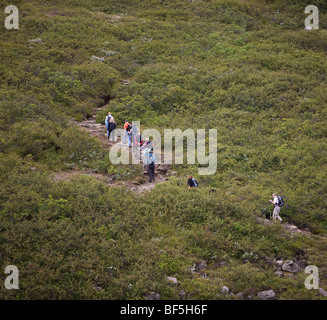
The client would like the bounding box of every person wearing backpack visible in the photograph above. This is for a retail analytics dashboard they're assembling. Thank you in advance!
[187,175,198,188]
[126,123,133,148]
[123,120,130,144]
[108,116,116,141]
[145,149,157,183]
[269,193,283,222]
[105,112,112,139]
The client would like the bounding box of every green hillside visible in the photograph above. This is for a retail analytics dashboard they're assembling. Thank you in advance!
[1,0,327,299]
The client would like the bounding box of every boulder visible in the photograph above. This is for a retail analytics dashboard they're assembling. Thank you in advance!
[167,276,178,285]
[221,286,229,295]
[319,288,327,297]
[274,260,284,268]
[258,290,276,300]
[282,260,301,273]
[236,292,245,299]
[194,260,207,272]
[179,290,186,300]
[145,292,160,300]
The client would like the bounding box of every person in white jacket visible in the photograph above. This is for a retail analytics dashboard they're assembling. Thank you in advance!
[269,193,283,222]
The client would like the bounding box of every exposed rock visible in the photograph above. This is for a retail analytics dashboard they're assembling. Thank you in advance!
[297,260,306,270]
[179,290,186,300]
[220,261,228,267]
[145,292,160,300]
[275,260,284,267]
[282,260,301,273]
[275,271,284,277]
[221,286,229,295]
[91,284,103,292]
[194,260,207,272]
[101,49,116,56]
[167,276,178,285]
[90,55,105,62]
[28,38,43,44]
[258,290,276,300]
[319,288,327,297]
[157,164,170,173]
[236,292,244,299]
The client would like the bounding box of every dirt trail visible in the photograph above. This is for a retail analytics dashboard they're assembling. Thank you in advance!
[55,101,173,194]
[258,217,327,240]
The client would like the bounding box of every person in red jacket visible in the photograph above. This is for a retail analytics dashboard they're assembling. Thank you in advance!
[123,120,130,144]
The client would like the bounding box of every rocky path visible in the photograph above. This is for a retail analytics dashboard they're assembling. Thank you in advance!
[54,102,173,194]
[257,216,327,240]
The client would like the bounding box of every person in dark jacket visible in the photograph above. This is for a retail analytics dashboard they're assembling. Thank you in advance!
[145,149,157,183]
[108,117,116,141]
[187,175,195,188]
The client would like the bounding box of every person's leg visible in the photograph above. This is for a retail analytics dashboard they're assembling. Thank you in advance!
[152,165,155,182]
[123,131,127,144]
[128,134,132,147]
[110,129,115,141]
[147,166,152,182]
[275,206,282,222]
[273,206,282,221]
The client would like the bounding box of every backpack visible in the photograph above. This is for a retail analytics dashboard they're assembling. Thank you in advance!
[192,178,198,187]
[148,154,156,167]
[105,116,110,127]
[277,196,284,207]
[126,124,132,132]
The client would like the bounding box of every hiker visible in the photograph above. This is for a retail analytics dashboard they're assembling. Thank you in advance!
[145,149,156,183]
[133,132,143,155]
[126,123,133,148]
[142,147,151,169]
[108,116,116,141]
[269,193,283,222]
[140,138,153,151]
[187,175,198,188]
[123,120,130,144]
[105,112,112,139]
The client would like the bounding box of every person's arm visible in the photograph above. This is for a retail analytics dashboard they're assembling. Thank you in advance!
[270,197,277,205]
[140,141,147,150]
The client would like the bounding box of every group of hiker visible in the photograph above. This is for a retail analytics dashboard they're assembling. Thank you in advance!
[105,113,284,222]
[105,114,157,183]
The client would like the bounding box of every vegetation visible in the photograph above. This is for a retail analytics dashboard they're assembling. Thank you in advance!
[1,0,327,299]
